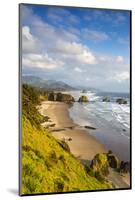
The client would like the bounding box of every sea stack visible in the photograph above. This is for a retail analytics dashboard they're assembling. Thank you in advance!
[78,95,89,102]
[116,98,127,104]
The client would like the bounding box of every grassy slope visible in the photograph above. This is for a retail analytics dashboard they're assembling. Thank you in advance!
[22,84,112,194]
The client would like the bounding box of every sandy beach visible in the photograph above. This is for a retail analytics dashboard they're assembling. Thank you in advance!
[39,101,107,162]
[38,101,130,187]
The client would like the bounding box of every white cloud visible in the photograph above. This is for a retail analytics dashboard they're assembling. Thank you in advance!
[116,56,124,63]
[47,7,80,24]
[74,67,85,73]
[23,26,33,40]
[23,53,64,69]
[56,40,97,65]
[83,29,109,41]
[98,55,112,63]
[111,71,129,82]
[22,6,96,70]
[76,49,96,64]
[22,26,40,54]
[56,41,83,55]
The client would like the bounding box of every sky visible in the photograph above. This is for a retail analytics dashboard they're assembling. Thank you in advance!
[21,4,130,92]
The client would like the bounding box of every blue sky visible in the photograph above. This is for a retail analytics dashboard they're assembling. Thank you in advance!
[21,4,130,92]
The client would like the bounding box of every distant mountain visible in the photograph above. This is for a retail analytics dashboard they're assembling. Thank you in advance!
[76,85,100,92]
[22,76,76,91]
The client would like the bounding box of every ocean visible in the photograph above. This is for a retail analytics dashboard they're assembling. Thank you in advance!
[63,90,130,161]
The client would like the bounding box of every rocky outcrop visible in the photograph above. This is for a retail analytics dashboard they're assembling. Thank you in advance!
[90,153,110,177]
[48,92,55,101]
[48,92,75,103]
[119,161,130,173]
[102,97,110,102]
[82,90,87,93]
[90,152,120,175]
[116,98,127,104]
[78,95,89,102]
[90,151,130,185]
[56,92,75,103]
[84,126,96,130]
[107,152,120,169]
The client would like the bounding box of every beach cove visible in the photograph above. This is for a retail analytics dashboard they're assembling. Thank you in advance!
[38,101,107,162]
[38,101,130,188]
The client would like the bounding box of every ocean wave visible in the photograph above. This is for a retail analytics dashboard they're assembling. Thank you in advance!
[68,90,130,134]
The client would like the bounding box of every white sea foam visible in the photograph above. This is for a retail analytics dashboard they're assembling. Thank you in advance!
[68,90,130,137]
[68,90,130,160]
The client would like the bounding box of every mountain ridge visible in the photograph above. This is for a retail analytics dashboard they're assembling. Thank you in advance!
[22,75,76,91]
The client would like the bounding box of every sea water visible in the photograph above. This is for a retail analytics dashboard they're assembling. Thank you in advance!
[64,90,130,161]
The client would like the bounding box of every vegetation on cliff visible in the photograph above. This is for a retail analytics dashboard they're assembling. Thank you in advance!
[21,84,112,194]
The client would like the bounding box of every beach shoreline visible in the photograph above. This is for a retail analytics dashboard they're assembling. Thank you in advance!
[38,100,130,187]
[38,101,107,162]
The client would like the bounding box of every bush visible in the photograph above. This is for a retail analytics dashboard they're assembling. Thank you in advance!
[59,155,65,162]
[108,150,113,155]
[95,171,105,183]
[54,179,64,192]
[22,84,45,128]
[84,165,95,177]
[24,177,40,193]
[49,151,58,163]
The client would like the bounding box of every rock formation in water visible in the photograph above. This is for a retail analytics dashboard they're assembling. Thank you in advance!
[116,98,127,104]
[78,95,89,102]
[102,97,110,102]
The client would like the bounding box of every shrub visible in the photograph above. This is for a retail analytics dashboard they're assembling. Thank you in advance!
[54,179,64,192]
[49,151,58,163]
[108,150,113,155]
[95,171,105,183]
[59,155,65,162]
[22,84,45,128]
[84,165,95,177]
[24,177,40,193]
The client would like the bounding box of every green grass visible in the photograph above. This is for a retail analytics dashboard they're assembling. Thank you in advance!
[21,84,112,194]
[22,116,112,194]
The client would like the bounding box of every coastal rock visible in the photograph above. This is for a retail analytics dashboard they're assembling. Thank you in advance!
[56,93,75,103]
[107,152,119,169]
[48,92,75,103]
[82,89,87,93]
[119,161,130,173]
[56,93,63,101]
[116,98,127,104]
[84,126,96,130]
[48,92,55,101]
[78,95,89,102]
[102,97,110,102]
[90,153,110,176]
